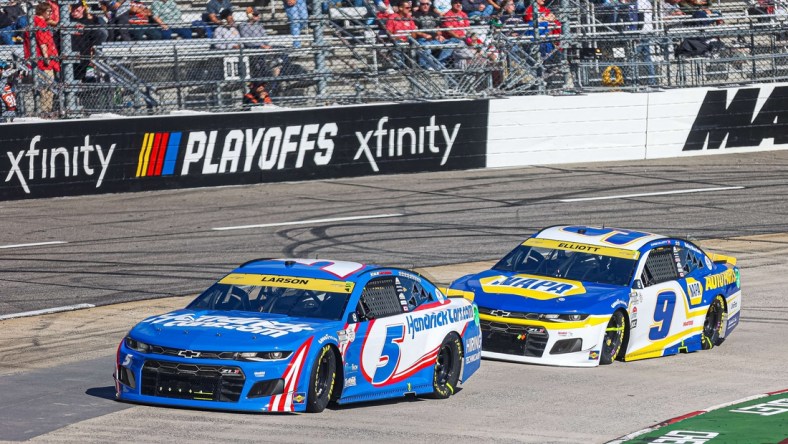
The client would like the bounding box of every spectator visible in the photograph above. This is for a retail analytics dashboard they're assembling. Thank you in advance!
[102,0,133,41]
[498,0,524,27]
[690,0,722,26]
[442,0,470,40]
[44,0,60,26]
[662,0,685,16]
[283,0,308,48]
[238,7,272,47]
[24,2,60,117]
[243,81,272,106]
[462,0,493,19]
[524,0,560,31]
[385,0,417,41]
[151,0,192,39]
[524,0,560,58]
[70,3,108,80]
[213,8,241,48]
[634,0,656,84]
[678,0,703,14]
[413,0,451,68]
[441,0,469,65]
[661,0,686,28]
[239,7,290,78]
[128,1,162,40]
[0,0,27,45]
[0,60,19,122]
[198,0,232,38]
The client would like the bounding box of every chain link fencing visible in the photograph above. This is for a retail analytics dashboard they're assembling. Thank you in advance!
[1,0,787,119]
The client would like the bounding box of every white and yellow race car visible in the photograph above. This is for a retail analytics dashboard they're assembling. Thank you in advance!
[448,225,741,367]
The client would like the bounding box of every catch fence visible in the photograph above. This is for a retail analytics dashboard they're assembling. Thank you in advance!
[2,0,787,119]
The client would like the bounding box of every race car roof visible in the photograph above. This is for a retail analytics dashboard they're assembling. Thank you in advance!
[531,226,665,252]
[234,258,373,280]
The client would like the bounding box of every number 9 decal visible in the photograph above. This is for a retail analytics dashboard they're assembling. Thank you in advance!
[649,291,676,341]
[373,324,405,385]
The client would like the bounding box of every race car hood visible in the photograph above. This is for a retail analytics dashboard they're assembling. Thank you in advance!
[128,309,341,351]
[452,270,631,314]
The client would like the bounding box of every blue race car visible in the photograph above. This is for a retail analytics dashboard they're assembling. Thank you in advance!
[447,226,741,367]
[115,259,481,412]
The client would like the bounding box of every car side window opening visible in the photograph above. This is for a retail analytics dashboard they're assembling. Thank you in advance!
[357,276,404,321]
[395,275,434,312]
[677,244,706,276]
[641,247,680,287]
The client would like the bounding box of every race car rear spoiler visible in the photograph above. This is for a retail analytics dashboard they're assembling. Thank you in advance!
[711,253,737,266]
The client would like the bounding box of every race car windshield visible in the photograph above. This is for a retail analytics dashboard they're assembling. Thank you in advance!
[187,283,351,320]
[493,245,637,286]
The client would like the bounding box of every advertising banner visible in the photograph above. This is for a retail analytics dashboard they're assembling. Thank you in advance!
[646,83,788,158]
[0,100,489,200]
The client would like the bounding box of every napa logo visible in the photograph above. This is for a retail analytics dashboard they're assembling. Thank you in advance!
[479,274,586,300]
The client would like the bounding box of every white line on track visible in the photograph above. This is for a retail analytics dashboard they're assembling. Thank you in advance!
[0,303,95,321]
[559,186,745,203]
[0,241,68,249]
[212,213,404,231]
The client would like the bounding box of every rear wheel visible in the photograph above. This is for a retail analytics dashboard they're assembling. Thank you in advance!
[702,295,726,350]
[306,345,337,413]
[429,334,462,399]
[600,310,626,365]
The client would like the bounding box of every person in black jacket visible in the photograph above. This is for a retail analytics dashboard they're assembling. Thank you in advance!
[70,3,109,81]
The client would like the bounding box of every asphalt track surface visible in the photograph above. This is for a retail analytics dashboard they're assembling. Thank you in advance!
[1,151,787,443]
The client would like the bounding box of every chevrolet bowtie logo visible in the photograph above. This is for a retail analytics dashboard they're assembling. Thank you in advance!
[490,309,511,317]
[178,350,201,358]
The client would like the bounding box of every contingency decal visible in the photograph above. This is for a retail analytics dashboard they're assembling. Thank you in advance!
[479,274,587,300]
[268,338,312,412]
[141,313,314,338]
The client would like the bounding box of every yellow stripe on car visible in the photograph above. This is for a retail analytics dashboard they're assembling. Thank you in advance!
[220,273,355,293]
[445,288,474,301]
[524,238,640,260]
[625,326,704,360]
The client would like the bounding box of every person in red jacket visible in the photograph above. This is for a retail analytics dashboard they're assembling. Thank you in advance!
[524,0,560,34]
[24,2,61,117]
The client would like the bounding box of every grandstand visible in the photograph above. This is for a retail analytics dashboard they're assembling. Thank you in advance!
[1,0,786,118]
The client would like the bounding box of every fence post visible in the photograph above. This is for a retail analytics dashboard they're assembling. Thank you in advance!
[559,0,572,91]
[312,0,328,100]
[61,0,78,117]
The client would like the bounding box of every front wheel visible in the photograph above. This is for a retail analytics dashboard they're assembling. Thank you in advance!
[600,310,626,365]
[702,295,726,350]
[306,345,337,413]
[429,334,462,399]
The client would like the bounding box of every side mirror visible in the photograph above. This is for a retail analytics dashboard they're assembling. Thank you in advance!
[632,279,643,290]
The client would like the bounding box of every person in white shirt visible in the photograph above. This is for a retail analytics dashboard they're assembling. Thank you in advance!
[213,8,241,49]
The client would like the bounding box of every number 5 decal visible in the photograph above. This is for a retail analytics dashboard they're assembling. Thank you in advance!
[373,324,405,385]
[649,291,676,341]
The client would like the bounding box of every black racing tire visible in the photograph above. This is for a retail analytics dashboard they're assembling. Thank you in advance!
[702,295,726,350]
[600,310,627,365]
[428,334,462,399]
[306,344,337,413]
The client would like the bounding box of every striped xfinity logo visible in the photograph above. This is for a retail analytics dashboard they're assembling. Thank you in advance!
[136,132,182,177]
